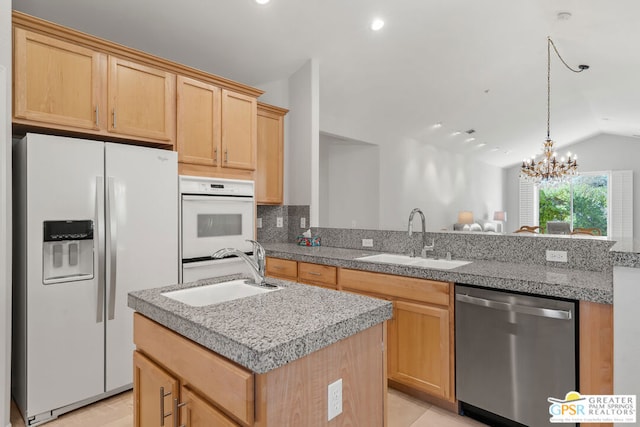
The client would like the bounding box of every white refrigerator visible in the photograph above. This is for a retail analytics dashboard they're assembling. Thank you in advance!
[12,133,178,425]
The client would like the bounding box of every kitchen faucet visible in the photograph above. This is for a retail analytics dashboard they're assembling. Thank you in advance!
[212,239,267,285]
[407,208,434,258]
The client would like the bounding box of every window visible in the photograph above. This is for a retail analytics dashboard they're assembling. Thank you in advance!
[519,170,632,237]
[538,173,609,235]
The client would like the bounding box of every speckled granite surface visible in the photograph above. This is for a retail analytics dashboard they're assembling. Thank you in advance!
[312,227,616,272]
[263,243,614,304]
[128,274,392,374]
[610,238,640,267]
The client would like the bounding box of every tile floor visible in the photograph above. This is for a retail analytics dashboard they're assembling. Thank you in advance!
[387,389,487,427]
[11,389,486,426]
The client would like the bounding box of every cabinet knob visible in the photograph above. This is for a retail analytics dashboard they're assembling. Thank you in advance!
[214,147,218,164]
[224,148,229,163]
[112,109,117,128]
[95,105,99,127]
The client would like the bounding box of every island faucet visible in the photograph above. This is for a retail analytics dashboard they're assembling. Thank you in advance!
[212,239,266,285]
[408,208,434,258]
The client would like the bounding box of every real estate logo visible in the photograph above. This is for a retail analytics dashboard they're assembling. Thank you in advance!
[548,391,636,423]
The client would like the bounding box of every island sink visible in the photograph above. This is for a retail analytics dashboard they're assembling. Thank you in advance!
[161,279,280,306]
[356,253,471,270]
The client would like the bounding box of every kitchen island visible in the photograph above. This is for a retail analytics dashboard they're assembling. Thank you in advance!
[128,276,392,426]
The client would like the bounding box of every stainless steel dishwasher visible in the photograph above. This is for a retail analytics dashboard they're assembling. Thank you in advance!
[455,285,576,427]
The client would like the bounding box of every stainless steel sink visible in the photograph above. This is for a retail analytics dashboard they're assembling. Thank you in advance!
[162,279,280,307]
[355,253,471,270]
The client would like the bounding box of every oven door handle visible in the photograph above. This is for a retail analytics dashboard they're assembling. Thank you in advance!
[182,195,254,202]
[456,294,572,320]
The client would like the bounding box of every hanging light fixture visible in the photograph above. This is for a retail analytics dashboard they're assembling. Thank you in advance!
[520,37,589,186]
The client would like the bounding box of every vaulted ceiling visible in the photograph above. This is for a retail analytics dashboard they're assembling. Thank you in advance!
[14,0,640,167]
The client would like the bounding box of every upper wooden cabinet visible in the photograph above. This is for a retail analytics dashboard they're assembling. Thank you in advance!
[221,89,257,171]
[13,28,106,131]
[176,76,221,166]
[177,80,259,178]
[108,57,176,142]
[12,11,263,155]
[256,103,288,204]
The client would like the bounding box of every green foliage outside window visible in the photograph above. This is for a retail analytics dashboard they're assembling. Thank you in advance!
[539,175,608,236]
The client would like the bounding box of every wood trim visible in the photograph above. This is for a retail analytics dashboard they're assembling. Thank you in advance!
[579,301,613,427]
[178,162,255,180]
[388,379,459,414]
[254,323,385,427]
[133,313,254,426]
[12,10,263,98]
[256,101,289,116]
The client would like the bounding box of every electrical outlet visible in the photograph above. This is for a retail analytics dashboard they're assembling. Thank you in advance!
[327,379,342,421]
[276,217,283,228]
[300,217,306,228]
[362,238,374,247]
[546,250,568,262]
[257,218,262,229]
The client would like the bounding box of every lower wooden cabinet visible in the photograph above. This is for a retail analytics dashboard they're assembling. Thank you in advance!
[133,351,179,427]
[388,300,451,399]
[339,268,455,403]
[180,386,240,427]
[266,257,455,405]
[133,311,386,426]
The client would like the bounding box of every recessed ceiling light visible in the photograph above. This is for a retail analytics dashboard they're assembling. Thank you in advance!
[464,137,476,143]
[255,0,270,4]
[432,122,442,129]
[451,131,462,136]
[371,19,385,31]
[477,143,487,147]
[490,148,499,152]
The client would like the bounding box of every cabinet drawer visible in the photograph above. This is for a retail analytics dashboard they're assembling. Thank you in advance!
[298,262,337,288]
[134,313,254,426]
[266,257,297,280]
[338,268,450,306]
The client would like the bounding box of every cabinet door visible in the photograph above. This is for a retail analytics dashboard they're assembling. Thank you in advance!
[256,106,285,204]
[388,300,451,399]
[133,351,179,427]
[177,76,221,166]
[221,89,257,170]
[14,27,106,130]
[180,386,240,427]
[108,57,176,144]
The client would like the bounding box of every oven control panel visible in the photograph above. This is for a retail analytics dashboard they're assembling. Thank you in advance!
[179,176,254,197]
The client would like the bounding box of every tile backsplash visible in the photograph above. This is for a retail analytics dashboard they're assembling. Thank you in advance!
[256,207,615,273]
[257,205,310,243]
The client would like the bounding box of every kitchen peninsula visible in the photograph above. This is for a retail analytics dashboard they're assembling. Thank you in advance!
[128,276,392,426]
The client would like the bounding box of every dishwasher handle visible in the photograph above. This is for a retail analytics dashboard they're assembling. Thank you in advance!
[456,293,572,320]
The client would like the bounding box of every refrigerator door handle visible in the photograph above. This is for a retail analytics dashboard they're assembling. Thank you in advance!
[107,177,118,320]
[96,176,105,323]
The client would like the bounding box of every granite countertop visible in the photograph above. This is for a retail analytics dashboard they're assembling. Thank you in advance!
[263,243,614,304]
[128,275,392,374]
[610,238,640,268]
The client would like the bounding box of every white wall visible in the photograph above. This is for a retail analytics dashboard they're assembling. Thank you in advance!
[319,135,380,229]
[378,139,505,231]
[286,60,317,208]
[0,2,11,426]
[506,133,640,239]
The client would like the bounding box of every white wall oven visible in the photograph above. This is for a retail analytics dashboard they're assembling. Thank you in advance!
[179,176,255,283]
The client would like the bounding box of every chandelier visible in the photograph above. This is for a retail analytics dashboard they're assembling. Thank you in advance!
[520,37,589,186]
